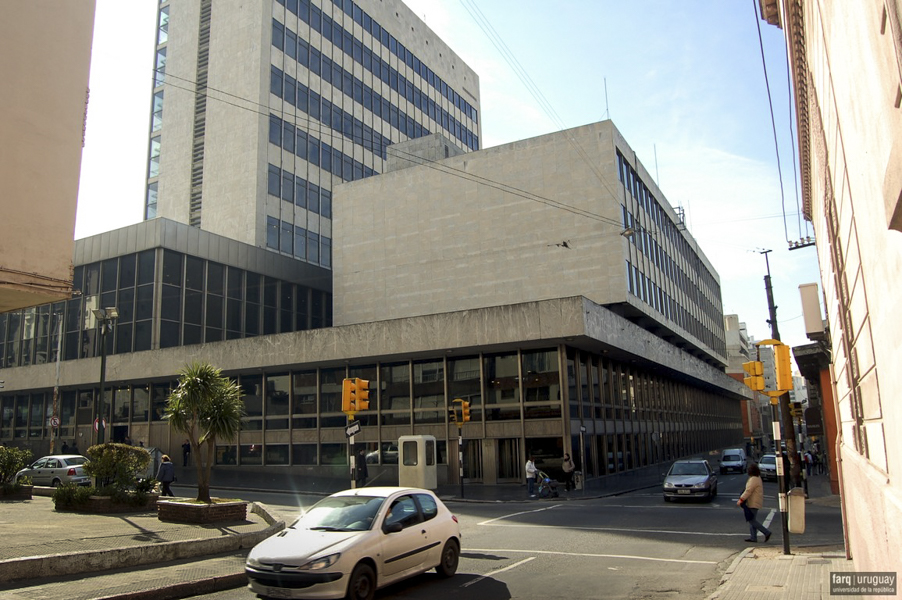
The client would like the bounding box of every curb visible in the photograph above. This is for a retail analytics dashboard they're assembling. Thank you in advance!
[0,502,284,584]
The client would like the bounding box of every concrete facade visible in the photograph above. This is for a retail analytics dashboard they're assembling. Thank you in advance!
[148,0,480,265]
[334,121,728,366]
[762,0,902,572]
[0,2,95,312]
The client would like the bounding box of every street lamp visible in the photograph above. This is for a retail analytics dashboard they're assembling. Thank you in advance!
[92,307,118,447]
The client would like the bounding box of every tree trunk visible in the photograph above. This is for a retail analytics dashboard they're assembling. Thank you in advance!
[194,439,214,503]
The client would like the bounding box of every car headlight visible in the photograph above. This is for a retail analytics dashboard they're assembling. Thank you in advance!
[300,553,340,571]
[247,556,263,569]
[692,482,708,489]
[663,481,674,489]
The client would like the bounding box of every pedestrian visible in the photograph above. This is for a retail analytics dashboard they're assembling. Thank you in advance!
[156,455,176,497]
[182,439,191,467]
[525,456,537,498]
[70,442,79,454]
[737,463,772,543]
[561,452,576,492]
[124,435,132,446]
[355,449,368,487]
[61,441,69,454]
[803,450,813,477]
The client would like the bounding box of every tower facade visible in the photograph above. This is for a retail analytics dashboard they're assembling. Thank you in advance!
[145,0,481,269]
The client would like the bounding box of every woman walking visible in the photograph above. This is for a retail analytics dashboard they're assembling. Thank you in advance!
[737,463,772,543]
[156,455,176,497]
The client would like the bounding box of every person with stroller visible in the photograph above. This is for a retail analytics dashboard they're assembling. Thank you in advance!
[525,456,537,498]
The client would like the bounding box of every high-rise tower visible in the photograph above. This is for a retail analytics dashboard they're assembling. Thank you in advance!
[145,0,481,269]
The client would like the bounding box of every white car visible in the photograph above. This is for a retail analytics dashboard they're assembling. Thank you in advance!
[246,487,461,600]
[759,454,778,481]
[16,454,90,487]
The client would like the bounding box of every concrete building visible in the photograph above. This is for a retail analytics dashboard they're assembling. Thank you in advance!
[0,120,748,488]
[0,3,95,313]
[335,122,728,367]
[724,316,764,449]
[145,0,480,271]
[761,0,902,572]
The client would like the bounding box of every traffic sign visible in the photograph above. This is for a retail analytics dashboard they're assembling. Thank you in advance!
[49,416,60,428]
[345,420,361,438]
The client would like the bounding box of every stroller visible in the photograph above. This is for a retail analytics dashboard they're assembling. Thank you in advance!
[536,469,559,498]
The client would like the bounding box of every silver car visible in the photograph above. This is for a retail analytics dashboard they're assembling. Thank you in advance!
[663,459,718,502]
[759,454,778,481]
[16,454,91,487]
[246,487,461,600]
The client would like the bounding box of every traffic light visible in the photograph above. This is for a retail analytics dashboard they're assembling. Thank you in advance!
[461,400,471,422]
[341,378,370,415]
[774,343,793,392]
[353,378,370,411]
[742,361,765,391]
[790,402,803,418]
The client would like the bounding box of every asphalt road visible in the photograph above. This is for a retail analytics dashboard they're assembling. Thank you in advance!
[185,473,844,600]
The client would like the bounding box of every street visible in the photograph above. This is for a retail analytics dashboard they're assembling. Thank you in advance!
[185,473,844,600]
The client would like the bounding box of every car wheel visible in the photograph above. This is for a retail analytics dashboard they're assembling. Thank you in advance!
[664,496,671,502]
[346,563,376,600]
[436,539,460,577]
[51,479,61,487]
[711,485,718,498]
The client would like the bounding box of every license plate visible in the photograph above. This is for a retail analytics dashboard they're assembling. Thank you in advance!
[266,587,292,598]
[678,489,690,494]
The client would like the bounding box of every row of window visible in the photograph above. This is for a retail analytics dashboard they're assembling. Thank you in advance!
[267,163,333,218]
[0,250,333,367]
[272,13,477,153]
[266,216,332,267]
[269,113,376,183]
[281,0,478,123]
[1,347,741,475]
[271,65,409,160]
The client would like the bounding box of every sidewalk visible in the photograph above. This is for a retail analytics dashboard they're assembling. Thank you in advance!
[0,472,854,600]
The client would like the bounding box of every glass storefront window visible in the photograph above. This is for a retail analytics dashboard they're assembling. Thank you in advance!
[448,356,480,422]
[292,444,317,465]
[240,375,263,430]
[319,368,345,428]
[265,373,289,430]
[240,444,263,465]
[133,386,150,422]
[483,353,519,421]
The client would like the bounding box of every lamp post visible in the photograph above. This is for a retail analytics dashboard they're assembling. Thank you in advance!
[92,307,118,447]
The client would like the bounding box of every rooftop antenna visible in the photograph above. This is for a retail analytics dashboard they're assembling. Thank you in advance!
[603,77,610,120]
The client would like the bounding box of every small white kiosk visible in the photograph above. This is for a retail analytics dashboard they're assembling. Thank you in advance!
[397,435,437,490]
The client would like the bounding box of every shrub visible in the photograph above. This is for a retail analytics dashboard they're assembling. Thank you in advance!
[83,443,151,491]
[0,446,33,490]
[53,482,93,508]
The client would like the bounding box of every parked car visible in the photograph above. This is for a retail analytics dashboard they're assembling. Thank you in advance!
[759,454,778,481]
[365,444,398,464]
[16,455,90,487]
[246,487,460,600]
[719,448,748,474]
[663,459,718,502]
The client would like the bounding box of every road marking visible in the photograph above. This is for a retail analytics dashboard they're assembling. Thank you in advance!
[466,548,717,565]
[478,520,745,537]
[461,556,536,587]
[477,504,562,526]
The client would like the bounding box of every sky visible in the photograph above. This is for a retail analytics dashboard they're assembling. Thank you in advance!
[75,0,823,351]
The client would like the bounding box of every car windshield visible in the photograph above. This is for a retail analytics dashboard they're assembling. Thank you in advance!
[670,463,707,476]
[724,454,740,461]
[761,456,776,465]
[294,495,386,532]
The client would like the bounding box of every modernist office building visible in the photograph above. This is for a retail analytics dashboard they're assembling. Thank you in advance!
[146,0,480,272]
[0,121,748,486]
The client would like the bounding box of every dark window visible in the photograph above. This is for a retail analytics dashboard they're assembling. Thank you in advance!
[162,250,182,286]
[268,164,280,197]
[227,267,243,300]
[160,320,179,349]
[267,216,279,249]
[119,254,136,289]
[207,262,223,295]
[185,256,204,291]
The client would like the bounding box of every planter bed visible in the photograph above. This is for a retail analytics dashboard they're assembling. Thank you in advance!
[157,498,248,523]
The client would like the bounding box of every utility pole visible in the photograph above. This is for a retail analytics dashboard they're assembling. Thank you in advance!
[759,249,794,555]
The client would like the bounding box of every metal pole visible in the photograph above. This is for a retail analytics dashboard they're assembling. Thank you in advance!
[349,432,356,489]
[96,322,108,446]
[458,427,464,499]
[51,313,63,454]
[759,250,791,555]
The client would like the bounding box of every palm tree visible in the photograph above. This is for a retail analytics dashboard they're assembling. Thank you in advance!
[165,362,245,502]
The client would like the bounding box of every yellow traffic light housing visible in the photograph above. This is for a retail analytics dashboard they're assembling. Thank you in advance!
[774,343,793,392]
[342,378,370,415]
[461,401,471,422]
[742,361,765,391]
